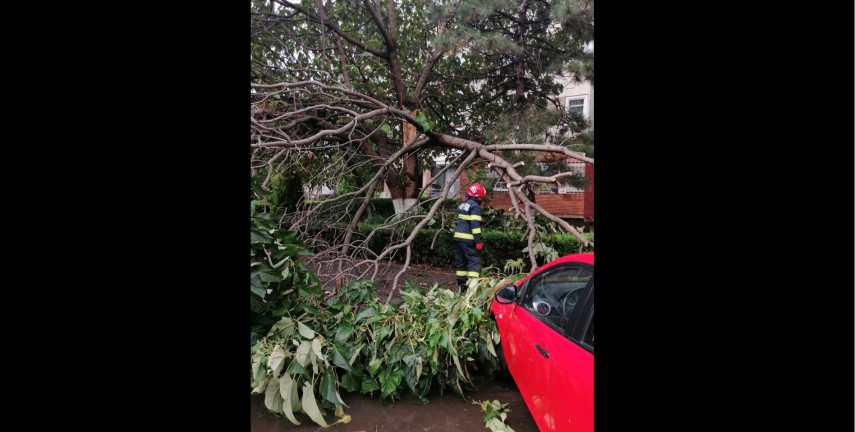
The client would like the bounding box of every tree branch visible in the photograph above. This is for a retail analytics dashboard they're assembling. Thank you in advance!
[275,0,389,58]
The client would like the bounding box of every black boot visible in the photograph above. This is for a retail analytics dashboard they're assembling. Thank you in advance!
[456,277,467,292]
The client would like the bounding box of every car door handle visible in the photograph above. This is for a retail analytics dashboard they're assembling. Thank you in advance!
[535,344,550,358]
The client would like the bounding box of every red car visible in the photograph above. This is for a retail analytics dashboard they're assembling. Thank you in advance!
[490,253,594,432]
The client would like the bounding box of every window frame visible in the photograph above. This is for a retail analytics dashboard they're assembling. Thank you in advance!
[566,95,589,119]
[575,303,594,354]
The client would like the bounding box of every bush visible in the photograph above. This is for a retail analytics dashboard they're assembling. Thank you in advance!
[370,198,395,219]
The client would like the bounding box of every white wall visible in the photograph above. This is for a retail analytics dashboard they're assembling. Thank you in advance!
[556,78,593,128]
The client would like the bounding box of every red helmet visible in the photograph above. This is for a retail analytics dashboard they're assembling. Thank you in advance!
[466,182,486,199]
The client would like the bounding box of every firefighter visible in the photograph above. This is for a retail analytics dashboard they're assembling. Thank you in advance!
[454,182,486,290]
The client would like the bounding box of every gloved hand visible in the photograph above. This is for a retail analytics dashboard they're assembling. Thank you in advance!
[475,242,483,251]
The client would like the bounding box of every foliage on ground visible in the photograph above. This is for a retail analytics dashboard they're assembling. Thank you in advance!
[476,399,517,432]
[251,207,322,345]
[251,274,509,427]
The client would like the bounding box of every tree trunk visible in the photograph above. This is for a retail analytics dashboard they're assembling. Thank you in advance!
[390,111,422,215]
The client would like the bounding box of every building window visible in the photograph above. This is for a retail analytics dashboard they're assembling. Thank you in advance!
[561,162,586,193]
[567,96,587,118]
[486,171,507,192]
[430,166,460,197]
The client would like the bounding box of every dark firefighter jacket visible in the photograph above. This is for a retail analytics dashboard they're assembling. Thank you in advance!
[454,196,482,244]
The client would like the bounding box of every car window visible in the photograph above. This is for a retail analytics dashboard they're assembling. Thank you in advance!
[522,265,593,332]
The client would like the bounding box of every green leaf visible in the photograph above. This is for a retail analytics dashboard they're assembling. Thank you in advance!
[484,403,498,420]
[269,300,291,318]
[301,381,330,427]
[320,372,348,407]
[332,347,352,371]
[485,333,497,358]
[388,346,405,364]
[364,314,383,325]
[250,279,266,299]
[439,332,450,350]
[268,344,287,377]
[297,321,315,339]
[269,317,295,338]
[379,369,404,399]
[290,377,302,413]
[295,340,311,367]
[259,271,282,283]
[428,331,442,347]
[349,343,364,365]
[279,373,301,425]
[341,371,359,393]
[334,323,354,342]
[367,357,383,377]
[414,112,434,132]
[311,338,325,363]
[485,418,516,432]
[355,307,376,322]
[376,325,393,342]
[403,365,420,395]
[380,124,392,134]
[320,373,334,404]
[287,360,307,376]
[264,376,282,414]
[452,354,466,378]
[402,354,415,367]
[251,363,267,394]
[360,377,380,394]
[251,230,274,244]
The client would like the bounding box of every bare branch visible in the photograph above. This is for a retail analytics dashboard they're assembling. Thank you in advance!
[524,202,538,271]
[413,19,449,102]
[485,143,594,164]
[387,245,410,304]
[356,150,478,272]
[275,0,388,58]
[363,0,395,49]
[507,172,574,186]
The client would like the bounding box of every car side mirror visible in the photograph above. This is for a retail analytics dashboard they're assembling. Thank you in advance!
[495,286,517,304]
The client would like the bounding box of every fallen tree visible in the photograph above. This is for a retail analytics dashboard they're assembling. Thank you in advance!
[251,0,595,297]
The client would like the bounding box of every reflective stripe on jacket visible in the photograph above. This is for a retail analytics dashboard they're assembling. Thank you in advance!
[454,197,482,243]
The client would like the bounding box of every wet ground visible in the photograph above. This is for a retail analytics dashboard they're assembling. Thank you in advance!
[307,260,461,299]
[251,372,539,432]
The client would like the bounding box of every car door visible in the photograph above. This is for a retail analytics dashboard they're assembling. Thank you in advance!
[502,263,593,431]
[549,285,594,432]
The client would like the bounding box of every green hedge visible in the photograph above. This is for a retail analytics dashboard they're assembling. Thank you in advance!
[309,198,455,224]
[370,198,395,218]
[369,197,457,219]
